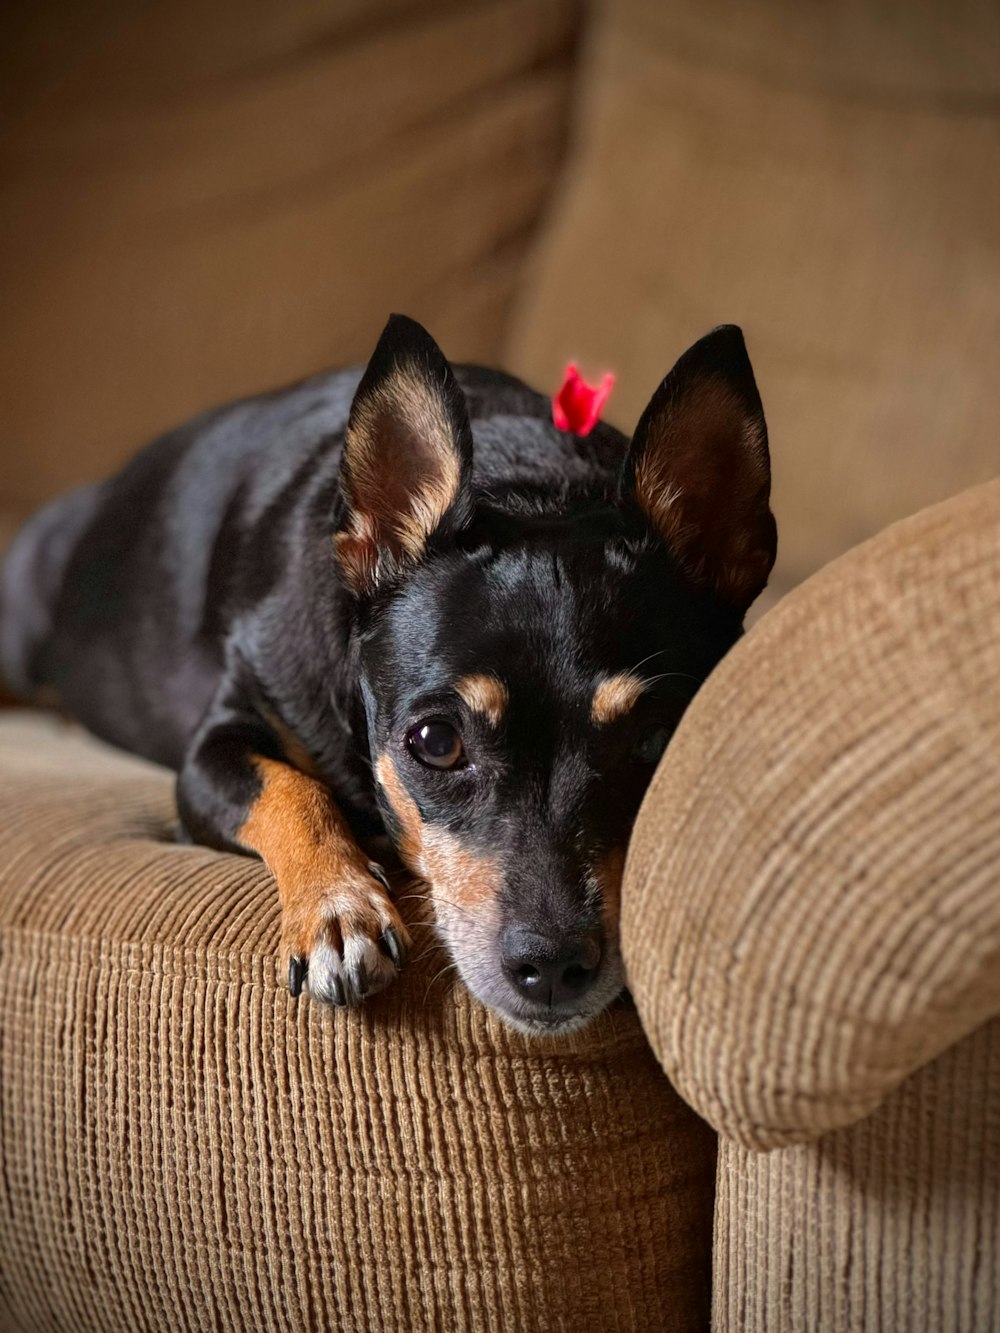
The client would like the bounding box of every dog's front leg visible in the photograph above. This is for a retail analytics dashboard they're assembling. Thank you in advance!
[177,708,410,1005]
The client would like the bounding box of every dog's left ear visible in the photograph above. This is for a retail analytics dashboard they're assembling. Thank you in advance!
[335,314,474,595]
[623,325,777,613]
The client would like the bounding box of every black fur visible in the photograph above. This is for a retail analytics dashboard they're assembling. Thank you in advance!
[0,314,775,1032]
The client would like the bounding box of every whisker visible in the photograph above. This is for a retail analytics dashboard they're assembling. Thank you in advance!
[433,898,480,925]
[623,649,705,695]
[627,648,672,675]
[392,888,482,932]
[639,670,704,694]
[422,961,458,1005]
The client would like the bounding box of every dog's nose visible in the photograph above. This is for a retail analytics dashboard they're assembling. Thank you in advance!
[500,925,603,1006]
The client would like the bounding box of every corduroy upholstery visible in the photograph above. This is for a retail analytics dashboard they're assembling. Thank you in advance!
[4,483,999,1331]
[0,715,716,1333]
[4,3,999,1328]
[623,478,1000,1331]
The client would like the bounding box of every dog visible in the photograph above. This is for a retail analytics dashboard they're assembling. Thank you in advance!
[0,315,776,1034]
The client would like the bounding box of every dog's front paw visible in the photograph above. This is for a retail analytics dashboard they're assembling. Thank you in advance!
[282,862,411,1007]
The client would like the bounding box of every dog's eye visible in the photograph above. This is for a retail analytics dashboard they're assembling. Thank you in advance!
[407,719,465,770]
[632,726,670,766]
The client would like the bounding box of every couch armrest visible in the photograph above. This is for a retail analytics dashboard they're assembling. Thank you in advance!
[622,479,1000,1150]
[0,712,715,1332]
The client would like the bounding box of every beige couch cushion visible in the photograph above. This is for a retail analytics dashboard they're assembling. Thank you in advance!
[0,0,581,512]
[623,477,1000,1328]
[710,1017,1000,1331]
[506,0,1000,596]
[623,477,1000,1148]
[0,712,715,1333]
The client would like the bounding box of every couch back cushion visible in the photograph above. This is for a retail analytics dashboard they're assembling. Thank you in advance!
[1,0,581,513]
[505,0,1000,596]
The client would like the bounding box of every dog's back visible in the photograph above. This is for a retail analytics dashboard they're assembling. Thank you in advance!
[1,480,108,700]
[0,360,589,769]
[0,368,366,765]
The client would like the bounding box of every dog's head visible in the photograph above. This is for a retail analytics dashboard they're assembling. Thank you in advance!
[336,315,775,1033]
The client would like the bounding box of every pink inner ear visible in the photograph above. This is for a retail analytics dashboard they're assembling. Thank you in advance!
[553,365,614,435]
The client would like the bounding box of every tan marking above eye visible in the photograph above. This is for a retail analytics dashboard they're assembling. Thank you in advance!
[591,672,648,725]
[454,673,509,726]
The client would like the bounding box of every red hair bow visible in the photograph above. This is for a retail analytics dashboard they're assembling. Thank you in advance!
[552,364,614,436]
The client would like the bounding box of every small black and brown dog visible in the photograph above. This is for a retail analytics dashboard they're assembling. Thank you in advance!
[0,315,775,1034]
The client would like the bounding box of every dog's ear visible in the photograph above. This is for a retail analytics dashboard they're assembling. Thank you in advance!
[623,325,776,613]
[335,314,474,595]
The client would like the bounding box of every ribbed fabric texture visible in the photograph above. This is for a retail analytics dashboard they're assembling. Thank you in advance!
[0,715,716,1333]
[624,478,1000,1148]
[713,1019,1000,1332]
[622,479,1000,1332]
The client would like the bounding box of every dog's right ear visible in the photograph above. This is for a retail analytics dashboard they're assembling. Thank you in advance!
[622,325,776,614]
[335,315,474,595]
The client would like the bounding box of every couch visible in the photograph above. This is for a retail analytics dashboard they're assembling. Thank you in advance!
[3,478,998,1332]
[3,0,998,595]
